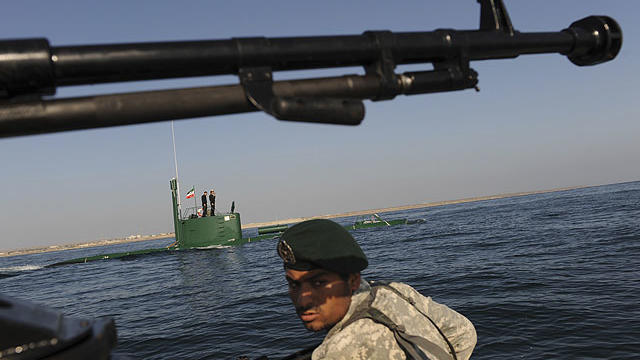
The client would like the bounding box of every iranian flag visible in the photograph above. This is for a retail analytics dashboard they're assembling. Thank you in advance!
[185,187,195,199]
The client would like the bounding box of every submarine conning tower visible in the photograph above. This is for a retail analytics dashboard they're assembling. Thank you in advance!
[170,179,242,248]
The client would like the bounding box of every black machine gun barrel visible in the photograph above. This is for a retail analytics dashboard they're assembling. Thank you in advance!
[0,22,619,90]
[0,0,622,138]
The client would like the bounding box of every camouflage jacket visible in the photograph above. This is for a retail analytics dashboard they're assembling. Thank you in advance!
[311,280,476,360]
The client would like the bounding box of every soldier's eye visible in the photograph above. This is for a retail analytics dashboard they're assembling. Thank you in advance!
[313,280,326,287]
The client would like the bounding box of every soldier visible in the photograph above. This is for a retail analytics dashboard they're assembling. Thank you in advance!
[201,191,208,217]
[209,189,216,215]
[277,219,476,360]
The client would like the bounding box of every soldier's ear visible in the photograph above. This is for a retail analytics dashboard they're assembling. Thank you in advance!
[348,273,361,293]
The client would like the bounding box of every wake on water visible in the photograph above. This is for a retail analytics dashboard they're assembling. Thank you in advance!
[0,244,231,277]
[0,264,43,279]
[194,245,232,250]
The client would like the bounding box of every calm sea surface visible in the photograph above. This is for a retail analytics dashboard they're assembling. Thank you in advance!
[1,182,639,359]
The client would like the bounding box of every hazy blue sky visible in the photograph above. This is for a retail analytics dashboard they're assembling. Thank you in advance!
[0,1,637,251]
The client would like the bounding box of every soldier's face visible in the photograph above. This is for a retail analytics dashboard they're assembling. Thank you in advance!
[285,268,360,332]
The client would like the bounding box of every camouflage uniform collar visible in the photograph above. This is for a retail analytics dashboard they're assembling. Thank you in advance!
[324,278,371,339]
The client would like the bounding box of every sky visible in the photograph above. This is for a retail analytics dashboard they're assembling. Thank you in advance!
[0,1,637,251]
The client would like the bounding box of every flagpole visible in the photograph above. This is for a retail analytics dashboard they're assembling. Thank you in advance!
[193,185,197,212]
[171,121,181,209]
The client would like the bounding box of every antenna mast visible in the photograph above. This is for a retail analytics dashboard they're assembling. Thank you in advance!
[171,121,181,210]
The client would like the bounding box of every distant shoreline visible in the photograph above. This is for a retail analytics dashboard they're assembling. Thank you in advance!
[0,185,583,257]
[0,234,174,258]
[241,185,584,229]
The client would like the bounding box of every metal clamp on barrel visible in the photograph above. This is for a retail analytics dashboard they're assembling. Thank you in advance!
[238,66,275,116]
[433,37,479,93]
[0,38,55,99]
[238,66,364,125]
[363,31,400,101]
[398,30,479,95]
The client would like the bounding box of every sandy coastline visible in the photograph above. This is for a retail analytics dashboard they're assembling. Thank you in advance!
[1,186,582,257]
[0,234,173,258]
[240,186,583,228]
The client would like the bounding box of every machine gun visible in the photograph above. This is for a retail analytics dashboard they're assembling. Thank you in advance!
[0,0,622,139]
[0,0,623,359]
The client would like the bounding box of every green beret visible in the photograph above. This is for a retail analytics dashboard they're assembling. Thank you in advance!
[277,219,368,273]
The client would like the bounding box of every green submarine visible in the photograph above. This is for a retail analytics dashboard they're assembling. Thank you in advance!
[50,179,276,266]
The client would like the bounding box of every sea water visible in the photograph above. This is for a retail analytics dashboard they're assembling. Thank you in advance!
[1,182,639,359]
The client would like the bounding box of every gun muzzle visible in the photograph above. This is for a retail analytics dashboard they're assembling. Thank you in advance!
[564,16,622,66]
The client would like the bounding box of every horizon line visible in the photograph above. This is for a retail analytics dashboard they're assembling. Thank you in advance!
[2,180,636,257]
